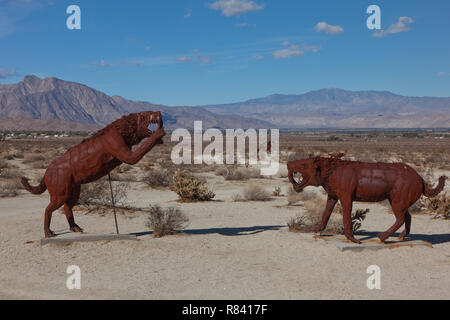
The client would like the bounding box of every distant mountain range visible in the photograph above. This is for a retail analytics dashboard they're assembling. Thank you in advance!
[203,88,450,128]
[0,75,448,131]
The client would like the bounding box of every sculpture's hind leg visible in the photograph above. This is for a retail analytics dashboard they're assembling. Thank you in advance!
[44,197,65,238]
[398,211,411,241]
[64,184,83,233]
[377,200,406,243]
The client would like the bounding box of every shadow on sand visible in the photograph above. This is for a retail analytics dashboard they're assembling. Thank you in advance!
[132,225,284,238]
[356,230,450,245]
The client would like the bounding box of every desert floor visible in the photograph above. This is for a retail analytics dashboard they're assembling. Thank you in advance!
[1,171,449,300]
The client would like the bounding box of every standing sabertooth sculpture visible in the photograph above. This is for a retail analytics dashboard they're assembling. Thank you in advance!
[21,111,166,238]
[287,153,447,244]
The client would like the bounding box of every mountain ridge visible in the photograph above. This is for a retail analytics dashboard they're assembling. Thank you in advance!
[0,75,448,130]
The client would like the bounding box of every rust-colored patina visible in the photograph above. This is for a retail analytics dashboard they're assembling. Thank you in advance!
[21,111,165,238]
[287,154,446,244]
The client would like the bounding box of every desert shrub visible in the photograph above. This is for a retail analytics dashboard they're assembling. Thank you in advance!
[3,154,14,160]
[143,169,173,188]
[109,171,137,182]
[288,197,369,234]
[409,197,427,214]
[241,183,271,201]
[0,158,8,169]
[232,193,244,202]
[287,216,310,232]
[351,209,369,232]
[30,161,46,169]
[0,169,21,179]
[272,186,283,197]
[0,181,20,198]
[170,170,215,201]
[425,193,450,219]
[298,188,319,201]
[145,205,189,237]
[215,166,261,180]
[286,187,299,205]
[13,152,24,159]
[77,178,133,214]
[23,154,45,163]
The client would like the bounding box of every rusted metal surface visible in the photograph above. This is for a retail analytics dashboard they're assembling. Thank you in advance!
[21,111,165,238]
[288,153,446,244]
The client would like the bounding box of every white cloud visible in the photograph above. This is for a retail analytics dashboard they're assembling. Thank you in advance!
[272,42,320,59]
[184,8,192,18]
[235,22,255,27]
[252,54,264,60]
[92,60,110,67]
[315,21,344,35]
[177,56,192,63]
[373,16,414,38]
[437,72,448,78]
[177,53,212,65]
[0,68,20,79]
[207,0,264,17]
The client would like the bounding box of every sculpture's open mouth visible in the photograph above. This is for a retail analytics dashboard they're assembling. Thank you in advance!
[292,172,303,184]
[146,116,163,135]
[289,170,309,192]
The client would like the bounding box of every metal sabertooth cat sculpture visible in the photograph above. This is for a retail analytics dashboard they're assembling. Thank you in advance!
[21,111,165,238]
[287,153,446,244]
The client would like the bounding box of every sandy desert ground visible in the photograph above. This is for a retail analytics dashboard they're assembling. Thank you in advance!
[1,133,449,300]
[1,169,449,300]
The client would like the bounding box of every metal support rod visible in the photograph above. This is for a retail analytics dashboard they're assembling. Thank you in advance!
[108,173,120,234]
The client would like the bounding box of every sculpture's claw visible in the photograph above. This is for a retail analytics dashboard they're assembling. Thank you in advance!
[70,225,84,233]
[377,233,388,243]
[345,235,361,244]
[314,225,325,233]
[44,229,56,238]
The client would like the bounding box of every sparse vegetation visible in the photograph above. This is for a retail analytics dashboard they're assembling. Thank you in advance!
[286,187,299,205]
[215,166,261,180]
[143,169,173,188]
[77,178,135,215]
[288,193,369,234]
[241,183,271,201]
[425,193,450,219]
[0,181,20,198]
[145,205,189,237]
[170,170,215,202]
[272,186,283,197]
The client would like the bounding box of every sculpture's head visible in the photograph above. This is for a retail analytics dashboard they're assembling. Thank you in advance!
[287,157,322,192]
[136,111,163,139]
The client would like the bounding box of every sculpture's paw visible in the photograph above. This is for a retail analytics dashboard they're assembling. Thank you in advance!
[314,225,325,233]
[70,225,84,233]
[44,229,56,238]
[345,235,361,244]
[377,233,387,243]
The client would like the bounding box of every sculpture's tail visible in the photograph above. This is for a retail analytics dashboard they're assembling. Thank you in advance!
[21,177,47,195]
[423,176,447,198]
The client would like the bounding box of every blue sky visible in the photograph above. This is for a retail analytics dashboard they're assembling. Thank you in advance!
[0,0,449,105]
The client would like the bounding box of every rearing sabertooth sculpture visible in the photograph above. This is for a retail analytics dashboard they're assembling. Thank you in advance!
[21,111,165,238]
